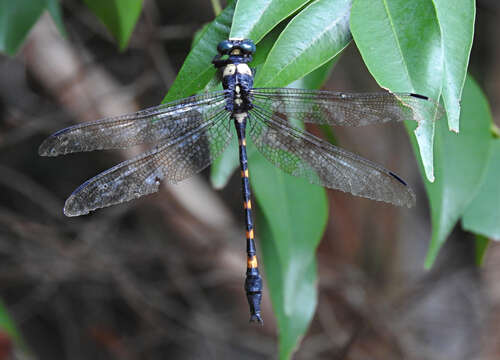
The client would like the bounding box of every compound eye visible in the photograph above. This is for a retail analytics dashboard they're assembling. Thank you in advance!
[217,40,233,54]
[240,39,256,54]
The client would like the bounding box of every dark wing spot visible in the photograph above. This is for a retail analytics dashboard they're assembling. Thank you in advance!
[410,93,429,100]
[389,171,408,186]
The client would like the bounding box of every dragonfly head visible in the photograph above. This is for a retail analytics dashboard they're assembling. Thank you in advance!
[213,39,255,68]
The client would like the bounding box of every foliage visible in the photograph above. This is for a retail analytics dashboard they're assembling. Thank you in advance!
[0,0,64,55]
[1,0,496,359]
[82,0,144,51]
[463,140,500,241]
[419,75,492,267]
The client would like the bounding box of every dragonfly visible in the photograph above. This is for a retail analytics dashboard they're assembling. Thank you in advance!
[39,38,439,323]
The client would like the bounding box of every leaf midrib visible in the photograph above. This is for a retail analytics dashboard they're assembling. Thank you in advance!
[381,0,414,90]
[262,3,350,87]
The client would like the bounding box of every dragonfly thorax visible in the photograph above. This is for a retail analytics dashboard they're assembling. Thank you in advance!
[221,62,254,113]
[213,39,256,112]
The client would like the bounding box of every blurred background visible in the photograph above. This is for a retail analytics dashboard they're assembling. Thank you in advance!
[0,0,499,359]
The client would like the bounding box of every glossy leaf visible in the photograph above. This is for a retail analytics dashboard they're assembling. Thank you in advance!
[83,0,143,51]
[191,22,209,48]
[462,140,500,241]
[474,235,490,267]
[422,76,492,267]
[288,55,337,90]
[255,0,352,88]
[351,0,443,182]
[250,146,328,360]
[0,0,46,55]
[230,0,309,43]
[249,20,286,67]
[432,0,475,132]
[163,2,234,103]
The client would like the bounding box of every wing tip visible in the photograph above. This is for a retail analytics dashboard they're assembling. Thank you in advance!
[389,171,407,186]
[409,93,429,100]
[38,137,58,157]
[64,195,90,217]
[401,93,445,122]
[405,188,416,208]
[39,126,76,156]
[388,171,416,208]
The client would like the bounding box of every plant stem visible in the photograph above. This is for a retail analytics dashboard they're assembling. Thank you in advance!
[491,123,500,139]
[210,0,222,16]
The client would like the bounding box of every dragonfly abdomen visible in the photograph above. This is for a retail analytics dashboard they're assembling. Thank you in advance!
[234,113,263,323]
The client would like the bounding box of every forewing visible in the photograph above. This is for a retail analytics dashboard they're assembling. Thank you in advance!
[248,105,415,207]
[39,91,227,156]
[250,88,442,127]
[64,110,232,216]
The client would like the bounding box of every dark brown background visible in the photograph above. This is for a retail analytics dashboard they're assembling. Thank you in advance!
[0,1,498,359]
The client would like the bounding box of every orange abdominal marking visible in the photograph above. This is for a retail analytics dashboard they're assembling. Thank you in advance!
[247,256,258,268]
[246,229,254,239]
[244,200,252,209]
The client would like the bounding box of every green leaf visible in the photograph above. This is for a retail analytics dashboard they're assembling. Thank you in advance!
[432,0,475,132]
[210,135,239,189]
[250,148,328,360]
[47,0,66,36]
[0,0,67,55]
[210,0,222,16]
[83,0,143,51]
[230,0,310,43]
[192,23,210,48]
[255,0,352,88]
[288,55,337,90]
[249,20,286,67]
[0,0,47,55]
[492,123,500,139]
[422,76,492,267]
[351,0,443,182]
[163,2,235,103]
[462,140,500,241]
[474,235,490,267]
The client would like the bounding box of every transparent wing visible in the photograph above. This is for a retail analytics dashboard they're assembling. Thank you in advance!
[39,91,227,156]
[248,104,415,207]
[64,109,232,216]
[250,88,442,127]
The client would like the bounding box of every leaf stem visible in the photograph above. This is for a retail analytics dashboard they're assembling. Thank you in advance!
[491,123,500,139]
[475,235,490,266]
[210,0,222,16]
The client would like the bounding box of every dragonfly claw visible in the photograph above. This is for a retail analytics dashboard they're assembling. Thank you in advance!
[249,312,263,324]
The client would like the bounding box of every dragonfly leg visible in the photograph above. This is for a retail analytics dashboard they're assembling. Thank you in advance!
[234,114,263,324]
